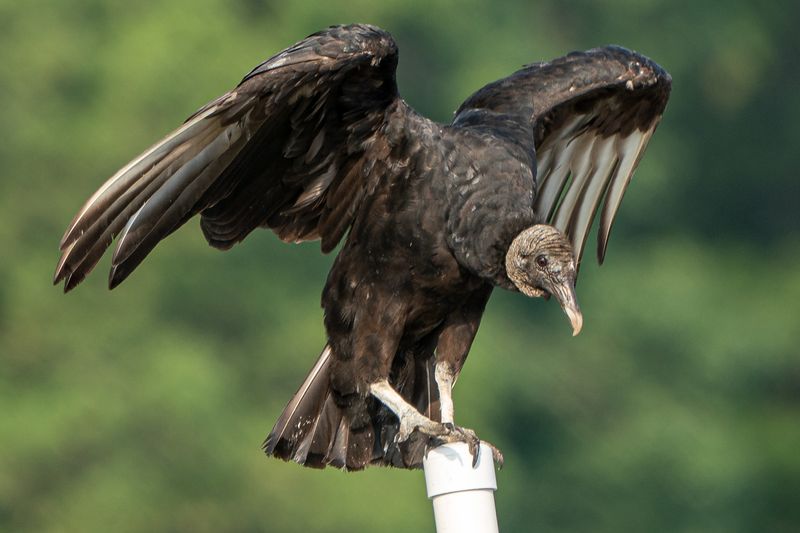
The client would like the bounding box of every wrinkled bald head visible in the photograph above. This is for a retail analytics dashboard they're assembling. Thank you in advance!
[505,225,583,335]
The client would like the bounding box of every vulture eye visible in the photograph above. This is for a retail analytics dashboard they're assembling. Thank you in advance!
[535,255,549,268]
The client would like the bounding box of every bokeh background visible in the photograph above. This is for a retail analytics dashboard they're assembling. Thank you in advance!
[2,0,798,531]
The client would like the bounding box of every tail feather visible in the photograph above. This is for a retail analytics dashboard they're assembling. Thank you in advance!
[265,346,334,464]
[264,344,441,471]
[304,392,344,467]
[328,417,351,469]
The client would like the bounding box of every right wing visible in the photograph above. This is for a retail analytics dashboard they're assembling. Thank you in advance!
[55,24,408,291]
[455,46,671,271]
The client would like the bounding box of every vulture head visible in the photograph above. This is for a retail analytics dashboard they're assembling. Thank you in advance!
[505,225,583,336]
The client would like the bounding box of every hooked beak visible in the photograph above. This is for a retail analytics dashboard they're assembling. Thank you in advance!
[551,281,583,336]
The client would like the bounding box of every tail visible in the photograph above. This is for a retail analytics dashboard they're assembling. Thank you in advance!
[264,345,440,470]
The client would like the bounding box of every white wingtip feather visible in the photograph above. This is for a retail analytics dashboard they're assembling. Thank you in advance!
[568,136,618,263]
[597,125,656,262]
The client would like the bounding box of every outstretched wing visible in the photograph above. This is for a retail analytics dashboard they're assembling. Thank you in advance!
[456,46,671,268]
[55,24,405,291]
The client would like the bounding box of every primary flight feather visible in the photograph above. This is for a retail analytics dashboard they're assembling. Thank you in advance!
[55,24,671,469]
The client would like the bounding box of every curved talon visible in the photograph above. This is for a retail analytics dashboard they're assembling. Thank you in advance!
[434,424,503,468]
[390,413,504,469]
[445,427,479,465]
[483,441,504,469]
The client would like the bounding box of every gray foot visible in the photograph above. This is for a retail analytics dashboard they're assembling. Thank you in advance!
[370,379,503,468]
[433,423,504,468]
[395,411,504,468]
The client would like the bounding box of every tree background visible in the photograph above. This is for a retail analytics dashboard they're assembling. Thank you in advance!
[1,1,798,531]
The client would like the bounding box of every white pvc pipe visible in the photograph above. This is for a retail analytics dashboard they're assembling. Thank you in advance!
[423,442,499,533]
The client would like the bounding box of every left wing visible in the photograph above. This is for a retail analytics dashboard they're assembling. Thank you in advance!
[456,46,671,268]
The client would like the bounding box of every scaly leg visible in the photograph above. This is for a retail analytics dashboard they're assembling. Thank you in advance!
[369,379,449,440]
[433,362,504,466]
[435,363,456,424]
[424,287,503,466]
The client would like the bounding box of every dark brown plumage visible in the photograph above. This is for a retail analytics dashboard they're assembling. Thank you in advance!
[54,24,671,470]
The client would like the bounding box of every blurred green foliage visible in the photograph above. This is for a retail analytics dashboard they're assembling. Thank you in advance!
[1,0,798,531]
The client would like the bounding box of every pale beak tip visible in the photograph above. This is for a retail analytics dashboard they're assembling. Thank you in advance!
[566,308,583,337]
[551,280,583,337]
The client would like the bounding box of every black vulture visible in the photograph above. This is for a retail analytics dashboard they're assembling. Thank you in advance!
[54,24,671,470]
